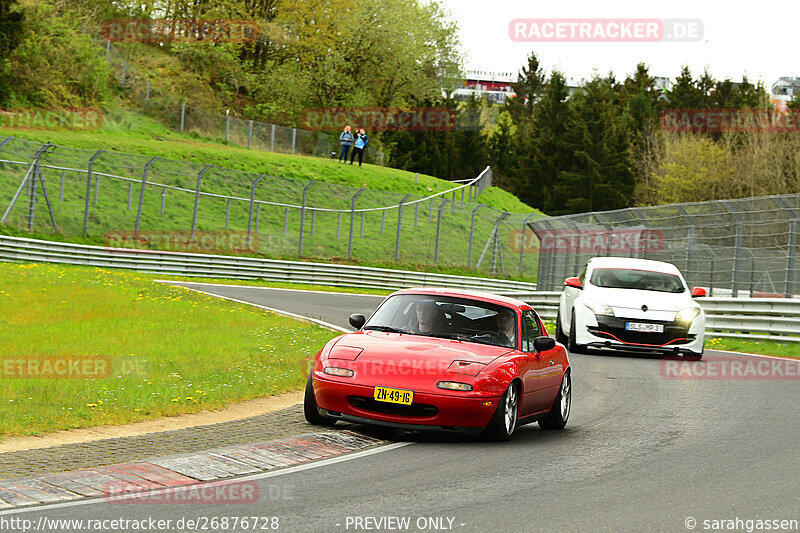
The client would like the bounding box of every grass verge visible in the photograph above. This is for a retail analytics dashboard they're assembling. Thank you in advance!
[0,262,341,440]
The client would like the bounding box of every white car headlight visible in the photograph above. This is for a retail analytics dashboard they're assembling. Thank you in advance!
[584,299,614,316]
[675,307,701,324]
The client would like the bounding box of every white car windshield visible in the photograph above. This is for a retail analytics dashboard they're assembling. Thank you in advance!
[589,268,685,293]
[364,294,517,348]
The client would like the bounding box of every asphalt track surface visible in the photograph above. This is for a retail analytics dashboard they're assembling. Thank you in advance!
[5,284,800,533]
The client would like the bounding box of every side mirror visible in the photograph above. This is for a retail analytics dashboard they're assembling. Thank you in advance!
[564,277,582,289]
[533,336,556,354]
[349,313,366,330]
[691,287,707,298]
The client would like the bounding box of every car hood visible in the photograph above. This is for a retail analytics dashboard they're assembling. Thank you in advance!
[325,331,511,379]
[584,287,694,312]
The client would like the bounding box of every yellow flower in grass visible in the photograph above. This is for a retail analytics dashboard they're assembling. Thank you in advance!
[86,403,98,407]
[171,398,180,402]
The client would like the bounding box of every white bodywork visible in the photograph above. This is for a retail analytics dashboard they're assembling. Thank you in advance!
[557,257,705,356]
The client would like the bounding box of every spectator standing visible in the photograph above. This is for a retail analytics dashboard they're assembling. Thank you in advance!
[349,128,369,166]
[338,125,354,163]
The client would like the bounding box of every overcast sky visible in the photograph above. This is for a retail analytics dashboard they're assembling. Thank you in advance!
[436,0,797,89]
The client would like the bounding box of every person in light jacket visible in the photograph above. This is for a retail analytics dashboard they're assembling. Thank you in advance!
[349,128,368,166]
[338,126,354,162]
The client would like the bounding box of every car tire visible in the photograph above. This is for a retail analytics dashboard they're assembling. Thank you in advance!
[483,382,519,442]
[304,374,336,427]
[539,371,571,430]
[555,312,568,345]
[568,311,586,354]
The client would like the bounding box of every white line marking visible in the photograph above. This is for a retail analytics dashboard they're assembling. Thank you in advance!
[168,286,350,333]
[0,442,413,515]
[156,280,386,298]
[708,349,800,360]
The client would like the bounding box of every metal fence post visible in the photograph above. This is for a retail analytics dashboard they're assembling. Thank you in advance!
[161,187,166,215]
[59,170,65,202]
[721,201,744,296]
[460,187,465,208]
[180,103,185,132]
[381,210,386,235]
[348,188,365,258]
[134,157,159,236]
[121,61,126,86]
[467,204,484,267]
[434,198,450,265]
[451,191,456,212]
[225,199,231,230]
[225,113,230,143]
[270,124,275,152]
[145,82,150,112]
[256,204,261,233]
[26,163,36,230]
[787,220,798,297]
[284,208,289,234]
[191,164,212,238]
[395,194,412,262]
[127,182,132,210]
[247,120,253,148]
[105,39,110,61]
[337,213,342,239]
[298,181,315,257]
[246,174,265,248]
[291,128,296,153]
[518,214,536,275]
[82,150,104,235]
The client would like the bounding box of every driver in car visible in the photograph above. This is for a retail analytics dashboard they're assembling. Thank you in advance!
[495,310,516,348]
[411,299,448,335]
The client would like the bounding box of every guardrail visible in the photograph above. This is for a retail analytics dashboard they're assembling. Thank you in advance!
[0,235,536,294]
[2,235,798,342]
[514,292,800,343]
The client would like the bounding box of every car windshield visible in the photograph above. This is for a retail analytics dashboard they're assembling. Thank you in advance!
[589,268,685,293]
[364,294,517,349]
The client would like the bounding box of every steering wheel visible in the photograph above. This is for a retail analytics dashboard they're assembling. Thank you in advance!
[475,330,499,339]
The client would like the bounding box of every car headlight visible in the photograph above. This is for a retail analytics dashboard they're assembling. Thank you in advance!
[675,307,701,324]
[437,381,474,391]
[324,367,354,377]
[584,299,614,316]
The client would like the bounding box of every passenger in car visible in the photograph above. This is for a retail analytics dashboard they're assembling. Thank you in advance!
[411,299,449,335]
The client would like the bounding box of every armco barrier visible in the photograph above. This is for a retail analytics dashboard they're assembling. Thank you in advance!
[2,235,798,342]
[0,235,535,294]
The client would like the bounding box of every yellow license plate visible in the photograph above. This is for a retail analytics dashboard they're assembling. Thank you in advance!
[374,386,414,405]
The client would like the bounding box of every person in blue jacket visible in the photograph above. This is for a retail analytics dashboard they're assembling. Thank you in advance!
[350,128,368,166]
[338,125,354,162]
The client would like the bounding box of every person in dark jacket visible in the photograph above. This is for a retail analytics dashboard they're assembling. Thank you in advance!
[349,128,368,166]
[338,125,354,162]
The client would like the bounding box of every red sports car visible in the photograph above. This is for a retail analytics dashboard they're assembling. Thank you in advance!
[304,288,571,440]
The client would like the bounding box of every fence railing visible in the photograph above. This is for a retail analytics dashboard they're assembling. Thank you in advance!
[98,37,387,165]
[2,235,798,342]
[0,235,536,294]
[0,136,546,276]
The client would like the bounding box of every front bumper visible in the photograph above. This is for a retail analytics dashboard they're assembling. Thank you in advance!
[579,315,704,355]
[313,375,500,429]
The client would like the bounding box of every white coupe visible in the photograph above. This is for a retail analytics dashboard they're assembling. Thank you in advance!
[555,257,706,359]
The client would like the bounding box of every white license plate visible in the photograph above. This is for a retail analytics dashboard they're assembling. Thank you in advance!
[625,322,664,333]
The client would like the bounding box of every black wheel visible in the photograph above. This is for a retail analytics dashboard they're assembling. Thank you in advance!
[483,382,519,441]
[555,312,568,345]
[304,374,336,427]
[539,371,571,430]
[568,311,586,354]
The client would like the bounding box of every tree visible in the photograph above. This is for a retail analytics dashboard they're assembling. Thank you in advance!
[667,66,703,109]
[507,51,545,123]
[0,0,24,104]
[552,75,634,214]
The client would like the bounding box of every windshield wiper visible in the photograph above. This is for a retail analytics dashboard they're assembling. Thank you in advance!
[363,325,413,334]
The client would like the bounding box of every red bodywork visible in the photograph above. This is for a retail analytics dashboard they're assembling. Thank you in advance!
[310,288,570,432]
